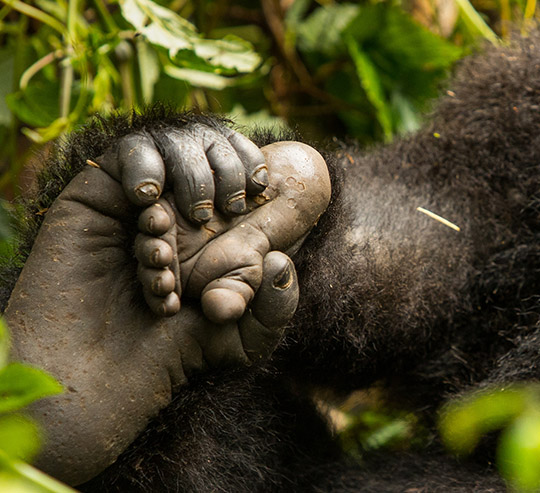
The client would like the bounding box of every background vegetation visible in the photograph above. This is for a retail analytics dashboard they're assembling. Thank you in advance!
[0,0,539,491]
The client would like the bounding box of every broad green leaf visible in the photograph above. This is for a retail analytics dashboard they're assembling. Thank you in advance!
[6,82,60,128]
[296,3,359,57]
[0,363,63,414]
[285,0,311,29]
[136,38,160,103]
[345,5,462,71]
[454,0,499,44]
[341,3,386,45]
[164,65,237,90]
[439,387,527,454]
[91,66,114,113]
[0,415,40,462]
[347,38,392,140]
[498,410,540,491]
[382,8,463,70]
[0,318,10,370]
[120,0,260,73]
[227,104,287,133]
[391,90,421,134]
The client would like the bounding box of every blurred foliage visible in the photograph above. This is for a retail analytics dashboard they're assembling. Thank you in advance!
[0,0,536,200]
[0,0,540,490]
[0,317,75,492]
[440,384,540,492]
[339,406,425,459]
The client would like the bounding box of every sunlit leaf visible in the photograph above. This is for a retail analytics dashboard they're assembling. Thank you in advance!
[0,415,40,462]
[347,38,392,140]
[227,104,287,132]
[296,3,359,57]
[0,363,63,414]
[164,65,237,90]
[120,0,261,73]
[439,387,528,454]
[21,117,70,144]
[136,38,160,103]
[0,471,45,493]
[498,410,540,491]
[391,90,421,134]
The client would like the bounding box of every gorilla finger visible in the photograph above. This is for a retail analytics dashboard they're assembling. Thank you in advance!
[201,278,255,324]
[238,252,298,361]
[97,132,165,206]
[251,251,298,327]
[155,129,215,224]
[138,265,176,296]
[143,289,181,317]
[204,133,247,216]
[219,127,268,195]
[138,202,173,236]
[135,235,174,268]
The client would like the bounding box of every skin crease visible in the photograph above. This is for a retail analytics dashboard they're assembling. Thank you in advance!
[3,140,330,486]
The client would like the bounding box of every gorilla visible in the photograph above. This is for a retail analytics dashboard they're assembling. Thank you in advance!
[2,35,540,492]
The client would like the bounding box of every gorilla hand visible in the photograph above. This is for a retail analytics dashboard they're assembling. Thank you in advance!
[3,123,331,485]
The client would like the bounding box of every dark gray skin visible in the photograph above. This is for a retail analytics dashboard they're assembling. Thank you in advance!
[3,124,331,486]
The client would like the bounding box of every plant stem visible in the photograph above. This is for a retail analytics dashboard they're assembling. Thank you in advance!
[59,0,78,119]
[7,459,78,493]
[454,0,499,45]
[0,0,66,35]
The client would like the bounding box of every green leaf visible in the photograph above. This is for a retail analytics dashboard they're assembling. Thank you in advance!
[391,90,421,134]
[498,410,540,491]
[382,8,463,70]
[227,104,287,132]
[164,65,237,90]
[120,0,261,73]
[0,363,63,414]
[6,82,60,128]
[345,5,462,71]
[296,3,359,57]
[347,38,392,140]
[136,38,160,103]
[439,387,527,454]
[0,415,40,462]
[0,318,10,371]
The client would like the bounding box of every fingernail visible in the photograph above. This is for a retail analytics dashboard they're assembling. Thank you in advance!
[273,264,293,290]
[151,248,161,265]
[135,182,160,203]
[225,193,247,215]
[251,165,269,188]
[190,201,213,223]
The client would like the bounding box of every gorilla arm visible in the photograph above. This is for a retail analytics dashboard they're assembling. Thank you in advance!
[3,129,330,485]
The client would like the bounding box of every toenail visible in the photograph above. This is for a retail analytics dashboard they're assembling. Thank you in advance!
[251,165,269,188]
[189,201,213,223]
[225,192,247,215]
[135,182,160,203]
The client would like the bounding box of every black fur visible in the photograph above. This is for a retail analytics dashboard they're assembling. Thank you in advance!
[3,36,540,492]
